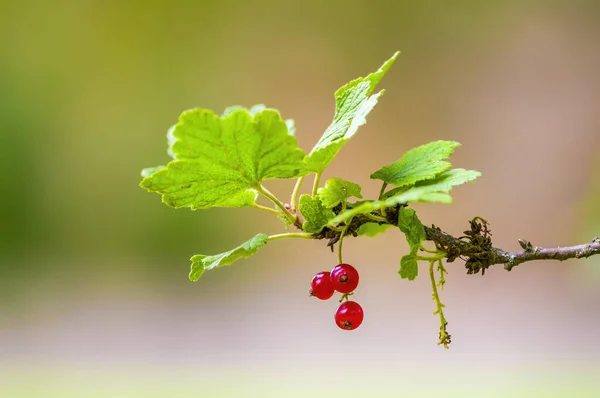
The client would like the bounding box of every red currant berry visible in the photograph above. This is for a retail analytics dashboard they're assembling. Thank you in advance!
[330,263,359,293]
[309,271,335,300]
[335,301,364,330]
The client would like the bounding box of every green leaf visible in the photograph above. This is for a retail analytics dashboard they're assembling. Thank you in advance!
[221,104,268,117]
[384,169,481,199]
[398,207,427,281]
[141,166,165,178]
[329,188,452,226]
[399,252,419,280]
[356,223,392,237]
[222,105,295,135]
[299,194,334,233]
[304,52,399,173]
[140,108,307,210]
[166,125,177,159]
[418,168,481,191]
[317,178,363,208]
[189,233,268,281]
[398,207,426,248]
[330,167,480,226]
[397,209,425,280]
[412,192,453,203]
[371,141,460,186]
[285,119,296,136]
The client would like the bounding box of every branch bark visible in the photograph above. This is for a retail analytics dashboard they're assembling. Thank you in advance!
[315,209,600,274]
[424,223,600,273]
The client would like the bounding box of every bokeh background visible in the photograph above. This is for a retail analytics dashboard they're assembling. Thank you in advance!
[2,1,600,396]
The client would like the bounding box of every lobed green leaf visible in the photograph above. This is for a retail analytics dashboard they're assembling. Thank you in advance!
[222,104,296,135]
[299,194,334,233]
[399,252,419,280]
[140,108,307,210]
[371,140,460,187]
[317,178,363,209]
[397,208,426,281]
[398,207,426,249]
[304,52,399,173]
[189,233,269,281]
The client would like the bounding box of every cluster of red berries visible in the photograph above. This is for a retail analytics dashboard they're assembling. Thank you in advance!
[309,263,364,330]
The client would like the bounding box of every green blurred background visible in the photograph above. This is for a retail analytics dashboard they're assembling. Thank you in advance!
[1,1,600,396]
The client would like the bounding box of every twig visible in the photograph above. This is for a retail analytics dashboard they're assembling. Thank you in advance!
[312,208,600,274]
[495,240,600,271]
[424,224,600,273]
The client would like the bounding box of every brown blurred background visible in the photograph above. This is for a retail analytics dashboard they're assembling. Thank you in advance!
[1,1,600,396]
